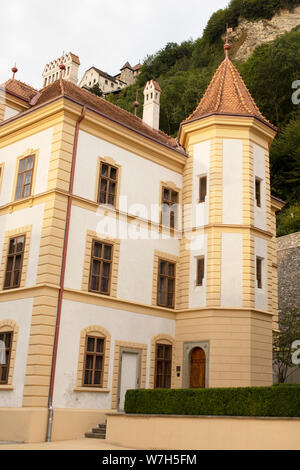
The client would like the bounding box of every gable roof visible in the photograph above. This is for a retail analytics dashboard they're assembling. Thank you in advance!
[1,78,185,155]
[182,56,276,131]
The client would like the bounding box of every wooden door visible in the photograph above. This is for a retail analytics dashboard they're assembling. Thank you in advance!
[189,347,205,388]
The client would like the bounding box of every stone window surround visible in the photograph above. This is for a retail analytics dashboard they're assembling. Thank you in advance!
[0,319,19,389]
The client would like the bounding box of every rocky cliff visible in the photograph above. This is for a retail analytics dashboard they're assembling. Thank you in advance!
[229,6,300,61]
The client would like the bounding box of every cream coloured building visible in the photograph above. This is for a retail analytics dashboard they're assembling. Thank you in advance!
[0,47,284,443]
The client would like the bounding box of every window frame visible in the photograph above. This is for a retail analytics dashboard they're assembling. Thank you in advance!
[199,175,207,203]
[157,258,176,309]
[14,154,35,200]
[154,342,172,389]
[255,177,262,208]
[88,239,113,296]
[82,334,106,388]
[0,331,13,385]
[256,256,263,289]
[3,235,26,290]
[97,161,119,207]
[196,256,205,286]
[161,186,178,229]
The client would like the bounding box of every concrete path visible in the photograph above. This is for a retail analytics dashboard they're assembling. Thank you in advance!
[0,438,134,450]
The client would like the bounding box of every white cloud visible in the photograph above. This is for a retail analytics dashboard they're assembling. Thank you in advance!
[0,0,228,89]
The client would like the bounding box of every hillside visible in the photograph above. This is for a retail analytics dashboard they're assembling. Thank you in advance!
[104,0,300,236]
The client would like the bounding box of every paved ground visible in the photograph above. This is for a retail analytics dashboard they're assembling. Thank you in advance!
[0,438,134,450]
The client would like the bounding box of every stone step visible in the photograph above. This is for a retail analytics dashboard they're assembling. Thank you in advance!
[92,428,106,434]
[84,432,106,439]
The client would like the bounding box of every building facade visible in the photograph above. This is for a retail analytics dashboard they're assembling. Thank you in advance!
[0,48,283,442]
[79,61,142,95]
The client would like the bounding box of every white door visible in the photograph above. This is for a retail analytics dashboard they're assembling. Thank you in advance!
[118,351,140,411]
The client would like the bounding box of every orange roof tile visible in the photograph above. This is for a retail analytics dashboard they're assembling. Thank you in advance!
[1,79,38,103]
[182,57,276,131]
[35,80,184,153]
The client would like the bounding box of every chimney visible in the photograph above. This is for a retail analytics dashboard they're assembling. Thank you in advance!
[142,80,161,130]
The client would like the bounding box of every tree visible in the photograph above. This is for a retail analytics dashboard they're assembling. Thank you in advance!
[273,308,300,383]
[87,83,103,97]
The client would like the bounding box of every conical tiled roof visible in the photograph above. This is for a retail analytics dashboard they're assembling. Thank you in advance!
[182,57,276,130]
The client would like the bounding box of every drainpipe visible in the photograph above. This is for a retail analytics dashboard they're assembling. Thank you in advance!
[46,105,86,442]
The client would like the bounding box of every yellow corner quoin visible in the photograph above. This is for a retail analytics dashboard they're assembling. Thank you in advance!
[0,48,283,443]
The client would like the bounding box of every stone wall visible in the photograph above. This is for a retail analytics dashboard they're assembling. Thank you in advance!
[277,231,300,314]
[229,6,300,62]
[276,231,300,384]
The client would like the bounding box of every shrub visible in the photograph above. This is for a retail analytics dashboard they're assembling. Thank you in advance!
[125,386,300,417]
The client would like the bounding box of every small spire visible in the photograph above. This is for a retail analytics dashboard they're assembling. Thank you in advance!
[11,64,18,80]
[59,54,66,94]
[134,90,139,116]
[224,24,233,61]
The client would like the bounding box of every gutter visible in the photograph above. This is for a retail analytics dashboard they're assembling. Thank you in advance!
[46,104,86,442]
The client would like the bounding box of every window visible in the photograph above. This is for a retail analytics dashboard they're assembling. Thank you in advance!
[199,175,207,203]
[0,331,12,384]
[89,240,113,295]
[161,187,178,229]
[98,162,118,206]
[255,178,261,208]
[155,343,172,388]
[256,257,262,289]
[4,236,25,289]
[0,164,3,192]
[157,259,175,308]
[105,79,108,85]
[196,257,205,286]
[83,335,105,386]
[15,155,35,200]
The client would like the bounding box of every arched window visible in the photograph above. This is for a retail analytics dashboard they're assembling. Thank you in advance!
[76,325,111,389]
[0,319,18,387]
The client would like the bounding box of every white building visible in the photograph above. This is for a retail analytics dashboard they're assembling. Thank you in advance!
[0,45,283,443]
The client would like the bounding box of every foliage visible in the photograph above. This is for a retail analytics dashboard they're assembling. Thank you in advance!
[203,0,300,44]
[87,83,103,97]
[125,385,300,416]
[273,309,300,383]
[276,204,300,236]
[238,31,300,127]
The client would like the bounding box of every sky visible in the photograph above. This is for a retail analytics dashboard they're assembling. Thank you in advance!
[0,0,229,89]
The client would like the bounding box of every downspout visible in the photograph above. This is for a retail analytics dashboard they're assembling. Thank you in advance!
[46,105,86,442]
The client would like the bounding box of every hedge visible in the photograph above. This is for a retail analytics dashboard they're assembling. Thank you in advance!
[124,386,300,417]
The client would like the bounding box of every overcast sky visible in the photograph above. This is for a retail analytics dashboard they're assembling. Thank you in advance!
[1,0,229,89]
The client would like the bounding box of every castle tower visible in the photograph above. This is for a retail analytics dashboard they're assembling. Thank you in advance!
[175,39,278,388]
[119,61,135,86]
[42,52,80,87]
[142,80,161,130]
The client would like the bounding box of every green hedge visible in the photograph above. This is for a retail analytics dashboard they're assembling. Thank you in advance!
[124,386,300,417]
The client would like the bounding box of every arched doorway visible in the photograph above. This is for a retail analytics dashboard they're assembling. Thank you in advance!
[189,347,206,388]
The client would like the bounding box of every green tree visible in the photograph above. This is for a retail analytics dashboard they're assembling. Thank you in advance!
[273,309,300,383]
[87,83,103,97]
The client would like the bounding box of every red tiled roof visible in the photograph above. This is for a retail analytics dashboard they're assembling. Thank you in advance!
[153,81,162,93]
[133,63,142,71]
[34,80,184,153]
[182,57,276,131]
[121,61,132,70]
[1,79,38,103]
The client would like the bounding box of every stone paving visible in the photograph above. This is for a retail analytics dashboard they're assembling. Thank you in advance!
[0,438,134,450]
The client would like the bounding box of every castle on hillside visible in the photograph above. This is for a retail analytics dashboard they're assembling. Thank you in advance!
[0,36,284,444]
[42,52,142,95]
